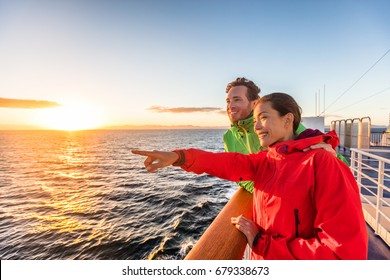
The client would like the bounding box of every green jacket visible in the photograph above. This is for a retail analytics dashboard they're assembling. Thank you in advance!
[223,114,348,193]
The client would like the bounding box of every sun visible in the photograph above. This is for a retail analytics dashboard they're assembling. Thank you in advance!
[37,104,104,131]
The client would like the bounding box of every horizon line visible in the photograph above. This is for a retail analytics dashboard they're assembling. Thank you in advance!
[0,124,230,131]
[1,123,389,132]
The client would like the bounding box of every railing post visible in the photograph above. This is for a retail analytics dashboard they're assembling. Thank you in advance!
[357,151,362,191]
[350,149,356,180]
[185,187,253,260]
[350,149,362,193]
[376,160,385,233]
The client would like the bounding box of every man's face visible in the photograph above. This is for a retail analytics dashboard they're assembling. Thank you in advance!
[226,85,254,123]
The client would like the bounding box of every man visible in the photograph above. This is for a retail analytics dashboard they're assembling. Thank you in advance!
[223,77,348,193]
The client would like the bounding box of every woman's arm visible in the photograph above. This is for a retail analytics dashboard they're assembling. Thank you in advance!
[177,148,262,183]
[132,148,263,183]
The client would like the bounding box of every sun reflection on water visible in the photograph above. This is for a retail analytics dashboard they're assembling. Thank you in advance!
[26,135,112,245]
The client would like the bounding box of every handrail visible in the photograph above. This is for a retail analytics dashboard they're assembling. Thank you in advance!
[350,148,390,246]
[351,148,390,163]
[371,132,390,146]
[331,117,371,149]
[185,187,253,260]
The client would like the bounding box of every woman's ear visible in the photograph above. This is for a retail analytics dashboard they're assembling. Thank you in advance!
[284,113,294,128]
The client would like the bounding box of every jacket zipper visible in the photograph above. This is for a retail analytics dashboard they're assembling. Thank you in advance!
[238,125,253,154]
[294,209,300,237]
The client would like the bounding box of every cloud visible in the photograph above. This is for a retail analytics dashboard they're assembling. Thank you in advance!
[0,98,62,109]
[148,106,225,115]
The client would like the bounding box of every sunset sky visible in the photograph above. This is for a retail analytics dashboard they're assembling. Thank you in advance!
[1,0,389,130]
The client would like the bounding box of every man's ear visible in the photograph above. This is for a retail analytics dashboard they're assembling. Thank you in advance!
[250,99,257,109]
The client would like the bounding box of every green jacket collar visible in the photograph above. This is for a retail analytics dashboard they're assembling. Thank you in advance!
[231,113,254,133]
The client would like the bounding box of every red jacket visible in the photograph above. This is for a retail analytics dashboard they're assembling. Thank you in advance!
[177,131,368,259]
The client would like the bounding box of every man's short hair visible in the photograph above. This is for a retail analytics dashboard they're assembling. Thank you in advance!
[226,77,261,101]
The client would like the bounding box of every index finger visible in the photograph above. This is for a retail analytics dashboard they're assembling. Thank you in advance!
[131,150,155,157]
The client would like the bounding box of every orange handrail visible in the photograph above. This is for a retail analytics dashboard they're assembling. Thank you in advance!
[185,188,253,260]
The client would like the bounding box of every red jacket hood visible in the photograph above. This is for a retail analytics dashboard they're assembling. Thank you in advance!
[270,130,339,155]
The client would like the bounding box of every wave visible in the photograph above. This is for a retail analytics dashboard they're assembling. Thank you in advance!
[0,129,235,259]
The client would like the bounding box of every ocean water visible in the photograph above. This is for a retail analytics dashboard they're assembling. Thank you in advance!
[0,129,237,260]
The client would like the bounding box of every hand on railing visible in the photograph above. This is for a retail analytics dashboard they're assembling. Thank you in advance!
[231,214,259,248]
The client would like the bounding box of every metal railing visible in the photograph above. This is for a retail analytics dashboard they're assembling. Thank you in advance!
[331,117,371,149]
[350,148,390,246]
[371,132,390,146]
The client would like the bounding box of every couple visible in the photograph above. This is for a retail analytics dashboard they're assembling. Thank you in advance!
[132,84,368,260]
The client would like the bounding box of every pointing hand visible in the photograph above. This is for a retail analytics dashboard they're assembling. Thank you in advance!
[131,150,179,173]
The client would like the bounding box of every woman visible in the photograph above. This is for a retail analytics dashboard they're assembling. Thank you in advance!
[132,92,368,260]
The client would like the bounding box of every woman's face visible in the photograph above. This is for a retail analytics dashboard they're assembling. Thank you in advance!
[253,101,294,147]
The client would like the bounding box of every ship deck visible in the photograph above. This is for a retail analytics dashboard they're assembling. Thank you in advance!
[368,224,390,259]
